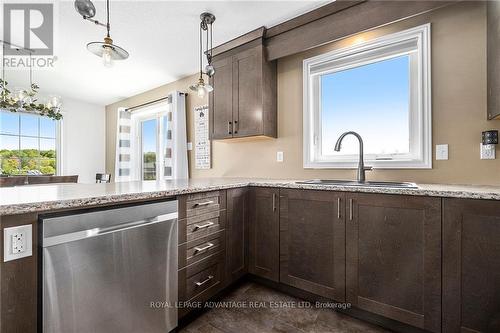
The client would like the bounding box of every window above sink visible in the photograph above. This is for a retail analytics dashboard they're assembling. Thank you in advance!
[303,24,432,169]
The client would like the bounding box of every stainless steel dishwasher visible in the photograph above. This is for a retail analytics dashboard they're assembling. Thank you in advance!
[41,200,178,333]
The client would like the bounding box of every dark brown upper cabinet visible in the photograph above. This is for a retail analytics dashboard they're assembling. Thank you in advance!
[488,0,500,120]
[443,198,500,333]
[279,189,346,301]
[346,193,442,333]
[226,188,249,285]
[209,28,277,139]
[248,187,279,282]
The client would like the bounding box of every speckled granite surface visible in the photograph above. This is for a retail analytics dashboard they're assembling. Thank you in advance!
[1,178,500,216]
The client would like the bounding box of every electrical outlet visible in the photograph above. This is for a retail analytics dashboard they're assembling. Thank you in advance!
[480,143,496,160]
[187,142,193,151]
[276,151,284,162]
[4,224,32,262]
[11,232,25,254]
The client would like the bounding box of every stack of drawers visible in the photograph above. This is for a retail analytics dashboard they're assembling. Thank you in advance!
[177,190,227,318]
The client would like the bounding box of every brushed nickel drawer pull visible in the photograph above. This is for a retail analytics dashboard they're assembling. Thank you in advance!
[337,198,341,219]
[195,275,214,287]
[193,221,214,230]
[272,193,276,212]
[193,200,215,207]
[349,199,353,221]
[194,242,214,253]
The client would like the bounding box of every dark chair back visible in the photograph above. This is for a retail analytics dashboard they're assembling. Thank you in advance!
[0,176,28,187]
[96,173,111,183]
[27,175,79,185]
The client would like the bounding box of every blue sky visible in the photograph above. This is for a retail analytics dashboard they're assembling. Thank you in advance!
[321,55,410,156]
[142,118,157,153]
[0,111,56,151]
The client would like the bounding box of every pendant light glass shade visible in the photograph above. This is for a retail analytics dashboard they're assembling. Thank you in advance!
[189,77,213,98]
[87,37,129,67]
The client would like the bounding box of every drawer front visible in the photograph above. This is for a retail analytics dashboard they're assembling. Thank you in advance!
[178,191,227,219]
[186,262,222,300]
[187,210,225,242]
[178,252,224,302]
[179,230,225,269]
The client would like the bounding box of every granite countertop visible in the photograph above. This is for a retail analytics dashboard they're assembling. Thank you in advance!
[1,178,500,216]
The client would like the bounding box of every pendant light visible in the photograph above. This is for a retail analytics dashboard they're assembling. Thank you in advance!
[75,0,129,67]
[189,13,215,98]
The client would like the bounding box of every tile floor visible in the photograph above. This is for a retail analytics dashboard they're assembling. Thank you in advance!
[179,282,391,333]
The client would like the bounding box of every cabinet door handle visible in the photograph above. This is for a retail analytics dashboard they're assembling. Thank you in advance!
[337,197,341,219]
[193,200,214,207]
[195,275,214,287]
[194,242,214,253]
[193,221,214,230]
[234,120,238,134]
[349,199,353,221]
[272,193,276,212]
[228,121,232,135]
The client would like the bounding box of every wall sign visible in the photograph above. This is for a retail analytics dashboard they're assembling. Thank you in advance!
[194,105,211,169]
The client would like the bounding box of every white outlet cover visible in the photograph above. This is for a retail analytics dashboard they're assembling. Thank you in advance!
[4,224,32,262]
[187,142,193,151]
[276,151,284,162]
[436,144,449,160]
[480,143,496,160]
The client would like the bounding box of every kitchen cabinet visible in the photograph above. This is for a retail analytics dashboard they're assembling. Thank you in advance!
[209,36,277,139]
[226,188,249,284]
[443,198,500,333]
[248,187,279,282]
[279,189,346,301]
[346,193,441,332]
[487,0,500,120]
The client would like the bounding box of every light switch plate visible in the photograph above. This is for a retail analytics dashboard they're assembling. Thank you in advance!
[4,224,32,262]
[480,143,496,160]
[276,151,284,162]
[436,144,449,160]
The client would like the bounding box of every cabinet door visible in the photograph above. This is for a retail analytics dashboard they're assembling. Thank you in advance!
[226,188,249,284]
[346,193,441,332]
[232,45,263,137]
[248,187,279,282]
[488,0,500,120]
[443,198,500,333]
[210,56,233,139]
[280,189,345,301]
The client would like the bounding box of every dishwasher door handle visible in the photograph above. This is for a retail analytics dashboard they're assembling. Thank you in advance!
[43,212,178,247]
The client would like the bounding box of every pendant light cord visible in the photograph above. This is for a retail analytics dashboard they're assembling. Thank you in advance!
[106,0,110,37]
[199,21,203,78]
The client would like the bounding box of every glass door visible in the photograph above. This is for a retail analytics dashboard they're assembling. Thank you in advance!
[141,118,158,180]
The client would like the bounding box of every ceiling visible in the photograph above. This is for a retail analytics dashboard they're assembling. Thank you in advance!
[3,0,330,106]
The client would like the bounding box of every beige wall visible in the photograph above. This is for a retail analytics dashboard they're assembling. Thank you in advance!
[106,1,500,185]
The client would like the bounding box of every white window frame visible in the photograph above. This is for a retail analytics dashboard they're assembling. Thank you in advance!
[303,24,432,169]
[0,110,62,175]
[130,102,169,181]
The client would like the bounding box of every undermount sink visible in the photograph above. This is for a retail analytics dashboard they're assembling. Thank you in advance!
[296,179,418,189]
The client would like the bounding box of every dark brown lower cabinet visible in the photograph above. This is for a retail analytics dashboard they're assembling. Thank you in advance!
[226,188,249,284]
[248,187,279,282]
[279,189,346,301]
[346,193,442,332]
[443,198,500,333]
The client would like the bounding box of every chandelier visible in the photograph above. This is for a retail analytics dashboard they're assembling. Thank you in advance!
[0,41,62,120]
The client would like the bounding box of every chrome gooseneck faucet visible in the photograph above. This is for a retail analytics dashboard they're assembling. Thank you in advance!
[334,131,372,182]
